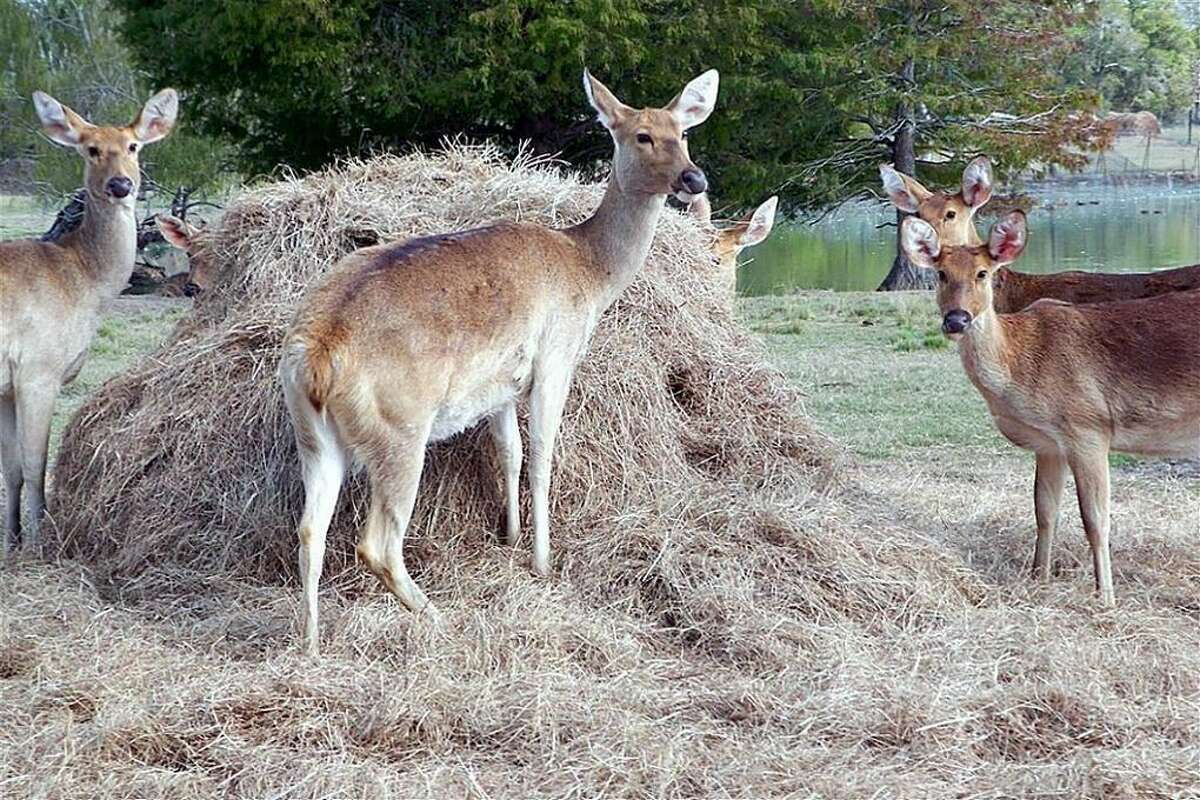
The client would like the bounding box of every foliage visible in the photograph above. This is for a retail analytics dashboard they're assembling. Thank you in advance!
[0,0,235,201]
[1064,0,1199,120]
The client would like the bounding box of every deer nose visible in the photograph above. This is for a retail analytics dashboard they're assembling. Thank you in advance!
[107,176,133,198]
[680,169,707,195]
[942,309,972,334]
[183,282,201,297]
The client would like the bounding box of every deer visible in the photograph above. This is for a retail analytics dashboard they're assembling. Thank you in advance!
[687,194,779,296]
[881,158,1200,312]
[900,210,1200,606]
[280,68,719,654]
[157,214,214,297]
[0,89,178,557]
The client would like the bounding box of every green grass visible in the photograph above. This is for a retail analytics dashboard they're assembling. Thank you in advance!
[0,194,52,239]
[740,291,1007,460]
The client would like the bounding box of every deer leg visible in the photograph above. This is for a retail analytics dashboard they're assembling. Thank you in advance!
[293,421,346,657]
[0,395,20,556]
[1032,450,1067,581]
[527,366,572,578]
[1069,449,1115,607]
[16,383,56,557]
[356,426,439,619]
[490,401,522,546]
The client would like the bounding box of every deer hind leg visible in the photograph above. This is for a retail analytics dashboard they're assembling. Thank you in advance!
[0,395,20,556]
[1032,450,1068,581]
[1069,448,1115,607]
[490,400,522,546]
[527,365,572,578]
[15,381,56,556]
[292,416,347,656]
[356,423,439,619]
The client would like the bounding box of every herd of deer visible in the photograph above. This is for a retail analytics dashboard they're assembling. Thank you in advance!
[0,72,1197,654]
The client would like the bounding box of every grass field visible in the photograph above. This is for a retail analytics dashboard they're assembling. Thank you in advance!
[3,290,1198,797]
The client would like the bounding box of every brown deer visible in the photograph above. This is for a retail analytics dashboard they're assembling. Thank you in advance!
[687,194,779,296]
[157,214,214,297]
[0,89,178,556]
[280,68,719,654]
[881,158,1200,312]
[900,211,1200,605]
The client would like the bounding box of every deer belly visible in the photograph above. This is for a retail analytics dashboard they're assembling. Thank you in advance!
[1111,419,1200,459]
[428,352,535,443]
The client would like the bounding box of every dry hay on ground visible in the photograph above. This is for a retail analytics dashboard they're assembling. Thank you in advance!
[6,144,1195,798]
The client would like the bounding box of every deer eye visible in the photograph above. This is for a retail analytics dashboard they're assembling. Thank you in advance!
[128,143,138,154]
[937,270,948,283]
[976,270,988,280]
[87,146,100,157]
[636,133,653,145]
[945,210,956,220]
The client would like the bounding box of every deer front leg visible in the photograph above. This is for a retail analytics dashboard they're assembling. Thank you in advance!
[1068,448,1115,607]
[1032,450,1067,581]
[0,395,21,556]
[16,382,57,556]
[527,366,572,578]
[489,401,522,546]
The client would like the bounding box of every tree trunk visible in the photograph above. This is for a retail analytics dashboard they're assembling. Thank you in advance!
[877,57,934,292]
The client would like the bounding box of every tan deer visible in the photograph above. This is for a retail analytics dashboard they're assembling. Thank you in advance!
[881,158,1200,312]
[157,214,214,297]
[0,89,178,556]
[687,194,779,295]
[280,68,719,654]
[900,211,1200,605]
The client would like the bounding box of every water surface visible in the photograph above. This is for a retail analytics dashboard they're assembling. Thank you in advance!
[741,183,1200,294]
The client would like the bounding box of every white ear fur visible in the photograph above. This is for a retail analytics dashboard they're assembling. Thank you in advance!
[738,196,778,248]
[880,164,920,213]
[988,211,1027,265]
[582,70,630,131]
[669,69,719,129]
[157,214,197,250]
[961,157,994,209]
[901,217,941,269]
[133,88,179,144]
[33,91,87,146]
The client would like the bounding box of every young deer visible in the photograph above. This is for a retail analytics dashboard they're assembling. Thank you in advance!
[687,194,779,295]
[881,158,1200,312]
[901,211,1200,605]
[280,69,719,654]
[0,89,178,556]
[157,214,214,297]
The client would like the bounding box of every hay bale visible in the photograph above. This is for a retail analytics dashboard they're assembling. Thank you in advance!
[52,144,978,647]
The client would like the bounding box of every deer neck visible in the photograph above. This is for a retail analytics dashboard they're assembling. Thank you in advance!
[957,306,1013,397]
[64,191,138,298]
[573,176,665,309]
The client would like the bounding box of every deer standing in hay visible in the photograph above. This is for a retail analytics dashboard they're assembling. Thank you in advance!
[687,194,778,296]
[880,159,1200,312]
[900,211,1200,605]
[0,89,178,556]
[157,214,215,297]
[281,69,719,654]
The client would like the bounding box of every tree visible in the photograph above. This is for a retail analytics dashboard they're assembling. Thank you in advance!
[790,0,1109,290]
[112,0,848,210]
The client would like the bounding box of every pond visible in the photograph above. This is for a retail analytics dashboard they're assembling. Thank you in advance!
[740,182,1200,295]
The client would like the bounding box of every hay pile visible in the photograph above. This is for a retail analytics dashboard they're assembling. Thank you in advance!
[17,144,1194,797]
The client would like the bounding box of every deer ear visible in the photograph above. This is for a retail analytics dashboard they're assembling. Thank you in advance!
[901,217,941,269]
[157,214,197,250]
[132,89,179,144]
[667,69,719,130]
[988,211,1027,266]
[738,196,778,248]
[962,157,993,209]
[880,164,931,214]
[33,91,92,147]
[583,70,631,131]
